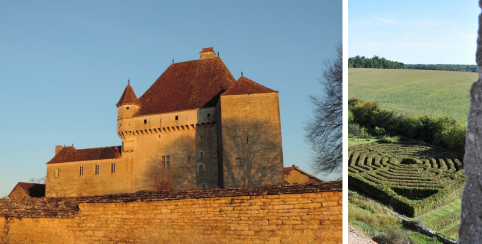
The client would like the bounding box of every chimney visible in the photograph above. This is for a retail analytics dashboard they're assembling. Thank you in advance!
[55,145,63,155]
[200,47,216,60]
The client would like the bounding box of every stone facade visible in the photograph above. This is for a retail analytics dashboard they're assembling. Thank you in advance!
[45,47,284,197]
[0,183,342,244]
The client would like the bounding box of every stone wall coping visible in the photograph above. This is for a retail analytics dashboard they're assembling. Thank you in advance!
[0,182,341,219]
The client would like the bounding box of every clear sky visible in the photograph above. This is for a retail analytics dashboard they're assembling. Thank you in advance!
[349,0,478,65]
[0,1,341,197]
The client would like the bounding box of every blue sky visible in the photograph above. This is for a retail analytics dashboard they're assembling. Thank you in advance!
[349,0,478,64]
[0,1,341,197]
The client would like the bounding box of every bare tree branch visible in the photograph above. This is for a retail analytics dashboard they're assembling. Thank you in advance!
[305,42,342,175]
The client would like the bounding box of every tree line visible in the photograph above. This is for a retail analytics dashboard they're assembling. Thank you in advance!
[349,55,476,72]
[405,64,476,72]
[348,55,405,69]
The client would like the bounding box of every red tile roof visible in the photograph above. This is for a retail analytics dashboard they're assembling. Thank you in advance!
[116,83,140,107]
[222,76,276,96]
[47,146,122,164]
[9,182,46,198]
[284,166,297,174]
[138,57,236,115]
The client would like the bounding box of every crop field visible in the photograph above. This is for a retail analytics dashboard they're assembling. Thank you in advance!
[349,141,464,239]
[348,68,478,124]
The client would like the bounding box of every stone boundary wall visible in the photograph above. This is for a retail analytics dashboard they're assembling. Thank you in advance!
[0,182,342,243]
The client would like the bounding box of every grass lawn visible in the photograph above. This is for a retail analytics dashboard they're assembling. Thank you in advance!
[348,68,477,124]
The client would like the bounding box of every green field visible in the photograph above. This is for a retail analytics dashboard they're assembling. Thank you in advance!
[348,68,478,124]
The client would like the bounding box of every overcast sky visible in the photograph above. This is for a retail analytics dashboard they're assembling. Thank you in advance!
[349,0,478,64]
[0,0,342,197]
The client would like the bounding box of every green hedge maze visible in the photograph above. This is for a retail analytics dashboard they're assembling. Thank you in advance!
[349,142,465,217]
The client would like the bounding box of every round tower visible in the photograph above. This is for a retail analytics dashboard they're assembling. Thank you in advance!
[116,80,141,137]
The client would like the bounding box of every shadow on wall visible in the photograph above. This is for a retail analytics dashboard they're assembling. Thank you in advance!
[144,130,218,191]
[141,118,283,191]
[221,118,284,188]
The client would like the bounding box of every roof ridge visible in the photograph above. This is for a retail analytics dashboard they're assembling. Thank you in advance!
[222,76,277,96]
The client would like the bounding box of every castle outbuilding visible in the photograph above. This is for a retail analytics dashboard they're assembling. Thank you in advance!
[45,47,284,197]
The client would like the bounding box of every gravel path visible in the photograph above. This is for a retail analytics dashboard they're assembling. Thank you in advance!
[348,225,377,244]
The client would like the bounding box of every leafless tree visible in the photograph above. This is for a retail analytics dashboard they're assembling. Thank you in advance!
[305,42,342,175]
[28,176,46,184]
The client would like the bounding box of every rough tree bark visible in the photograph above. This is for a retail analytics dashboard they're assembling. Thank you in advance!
[459,2,482,242]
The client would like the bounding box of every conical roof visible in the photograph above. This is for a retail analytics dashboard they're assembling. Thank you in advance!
[116,83,141,107]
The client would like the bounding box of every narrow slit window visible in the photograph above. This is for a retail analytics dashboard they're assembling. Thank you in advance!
[200,152,203,159]
[111,163,116,173]
[79,166,83,176]
[54,169,59,178]
[175,116,178,120]
[236,158,242,166]
[247,136,249,144]
[95,165,99,174]
[144,119,147,124]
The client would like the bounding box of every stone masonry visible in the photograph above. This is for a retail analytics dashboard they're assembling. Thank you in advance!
[0,182,342,244]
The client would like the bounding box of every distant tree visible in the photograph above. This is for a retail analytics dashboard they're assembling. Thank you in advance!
[305,42,342,175]
[28,176,46,184]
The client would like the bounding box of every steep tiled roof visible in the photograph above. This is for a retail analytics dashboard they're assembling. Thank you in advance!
[139,57,236,115]
[9,182,46,198]
[47,146,122,164]
[222,76,276,96]
[116,83,140,107]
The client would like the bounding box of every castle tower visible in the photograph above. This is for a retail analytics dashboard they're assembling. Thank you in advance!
[117,81,141,151]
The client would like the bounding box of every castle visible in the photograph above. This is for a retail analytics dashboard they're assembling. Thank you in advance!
[45,47,284,197]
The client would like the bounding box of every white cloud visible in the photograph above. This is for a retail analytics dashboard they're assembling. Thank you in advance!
[371,16,395,24]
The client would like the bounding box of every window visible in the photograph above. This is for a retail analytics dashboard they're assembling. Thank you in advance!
[236,158,242,166]
[144,119,147,124]
[54,169,59,178]
[162,156,170,170]
[79,166,83,176]
[247,136,249,144]
[95,165,99,174]
[126,107,129,110]
[199,165,204,171]
[207,113,210,117]
[111,163,115,173]
[175,116,178,120]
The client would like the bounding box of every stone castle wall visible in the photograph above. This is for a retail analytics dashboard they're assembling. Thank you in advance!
[0,183,342,244]
[219,93,284,188]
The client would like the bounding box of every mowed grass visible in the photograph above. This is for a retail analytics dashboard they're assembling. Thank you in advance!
[418,199,462,239]
[348,68,478,124]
